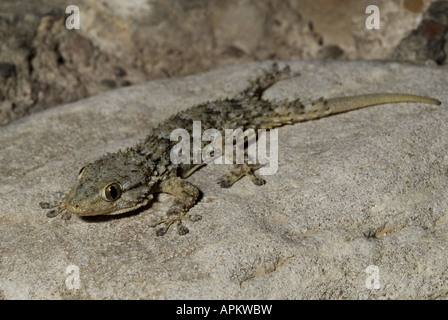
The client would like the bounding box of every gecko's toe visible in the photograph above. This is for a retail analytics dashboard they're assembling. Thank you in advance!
[46,210,59,218]
[148,216,170,232]
[177,222,190,236]
[40,202,51,209]
[61,212,72,220]
[155,227,168,237]
[147,217,160,228]
[188,214,202,222]
[218,178,233,189]
[251,175,266,186]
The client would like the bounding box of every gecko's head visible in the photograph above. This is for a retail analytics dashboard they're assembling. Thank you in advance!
[65,151,155,216]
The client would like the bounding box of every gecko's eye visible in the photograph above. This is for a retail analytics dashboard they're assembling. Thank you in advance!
[102,183,122,201]
[78,166,86,178]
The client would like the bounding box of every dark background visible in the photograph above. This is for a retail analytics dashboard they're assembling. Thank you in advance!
[0,0,446,125]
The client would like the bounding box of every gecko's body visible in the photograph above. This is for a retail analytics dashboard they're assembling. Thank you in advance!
[42,64,441,236]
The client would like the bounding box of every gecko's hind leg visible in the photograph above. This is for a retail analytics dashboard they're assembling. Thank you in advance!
[235,62,297,100]
[149,176,202,236]
[218,163,265,188]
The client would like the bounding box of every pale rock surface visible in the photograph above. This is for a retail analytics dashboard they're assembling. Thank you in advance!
[0,61,447,299]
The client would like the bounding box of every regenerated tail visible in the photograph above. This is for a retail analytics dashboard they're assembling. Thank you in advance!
[294,93,441,122]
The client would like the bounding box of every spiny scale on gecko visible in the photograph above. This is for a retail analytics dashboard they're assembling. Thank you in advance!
[40,63,441,236]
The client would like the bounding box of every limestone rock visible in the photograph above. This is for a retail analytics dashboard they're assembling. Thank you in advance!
[0,61,447,299]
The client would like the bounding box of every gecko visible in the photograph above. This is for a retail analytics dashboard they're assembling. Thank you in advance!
[40,63,441,236]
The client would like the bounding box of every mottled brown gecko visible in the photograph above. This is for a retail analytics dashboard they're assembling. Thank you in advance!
[41,64,441,236]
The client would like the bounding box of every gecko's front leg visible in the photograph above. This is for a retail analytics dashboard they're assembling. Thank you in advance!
[149,176,202,236]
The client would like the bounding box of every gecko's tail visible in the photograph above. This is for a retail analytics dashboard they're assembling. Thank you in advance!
[249,93,440,130]
[292,93,441,122]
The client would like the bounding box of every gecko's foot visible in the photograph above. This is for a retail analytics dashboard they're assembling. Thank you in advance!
[258,62,292,88]
[150,176,201,236]
[218,164,266,188]
[40,192,71,220]
[148,212,202,236]
[235,62,297,100]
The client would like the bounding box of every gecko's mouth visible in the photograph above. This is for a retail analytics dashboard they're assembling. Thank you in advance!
[66,202,147,216]
[65,200,112,216]
[65,197,151,216]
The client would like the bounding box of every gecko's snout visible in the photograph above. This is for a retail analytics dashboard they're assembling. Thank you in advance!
[64,185,89,216]
[64,183,105,216]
